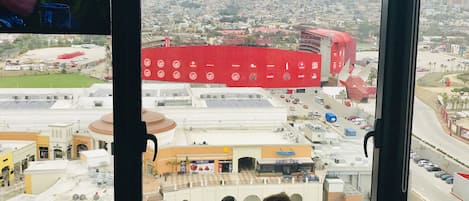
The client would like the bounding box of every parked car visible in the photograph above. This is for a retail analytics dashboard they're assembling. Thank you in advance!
[324,105,331,109]
[413,156,423,163]
[280,95,285,98]
[434,171,446,178]
[440,173,452,180]
[313,112,320,117]
[303,104,309,109]
[347,115,359,121]
[417,159,430,167]
[285,99,291,103]
[425,165,441,172]
[423,163,434,169]
[445,177,454,184]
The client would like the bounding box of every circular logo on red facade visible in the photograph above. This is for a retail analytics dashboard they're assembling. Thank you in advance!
[157,60,165,68]
[143,69,151,77]
[143,58,151,67]
[157,70,165,78]
[172,60,181,69]
[189,72,197,80]
[231,72,240,81]
[173,71,181,79]
[249,73,257,81]
[206,72,215,80]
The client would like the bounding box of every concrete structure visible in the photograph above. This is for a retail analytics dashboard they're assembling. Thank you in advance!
[23,160,68,194]
[48,123,73,160]
[299,27,356,85]
[0,141,36,187]
[163,183,322,201]
[451,172,469,201]
[323,178,363,201]
[0,83,375,200]
[88,110,177,155]
[339,76,373,103]
[79,149,111,168]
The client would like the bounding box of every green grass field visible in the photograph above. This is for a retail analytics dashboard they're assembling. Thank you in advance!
[0,74,106,88]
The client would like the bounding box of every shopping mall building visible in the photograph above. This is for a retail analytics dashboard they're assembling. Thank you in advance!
[0,83,368,201]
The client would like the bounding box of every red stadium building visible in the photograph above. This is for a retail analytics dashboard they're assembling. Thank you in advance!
[299,27,356,85]
[141,46,322,88]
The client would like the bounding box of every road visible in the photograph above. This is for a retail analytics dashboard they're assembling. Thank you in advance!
[409,162,457,201]
[412,97,469,166]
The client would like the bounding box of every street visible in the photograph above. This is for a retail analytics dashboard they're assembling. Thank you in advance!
[413,97,469,166]
[409,162,457,201]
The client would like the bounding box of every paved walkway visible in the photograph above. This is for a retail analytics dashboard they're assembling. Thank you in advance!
[142,170,324,201]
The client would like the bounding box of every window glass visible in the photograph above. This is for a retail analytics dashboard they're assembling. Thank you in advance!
[0,33,114,199]
[409,1,469,201]
[141,0,381,200]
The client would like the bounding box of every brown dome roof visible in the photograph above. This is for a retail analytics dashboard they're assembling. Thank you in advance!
[88,110,177,135]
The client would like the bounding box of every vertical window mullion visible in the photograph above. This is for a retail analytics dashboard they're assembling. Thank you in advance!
[371,0,421,200]
[112,0,143,200]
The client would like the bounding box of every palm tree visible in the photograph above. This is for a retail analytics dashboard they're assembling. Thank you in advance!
[442,93,449,108]
[463,98,469,109]
[450,95,458,110]
[456,96,462,110]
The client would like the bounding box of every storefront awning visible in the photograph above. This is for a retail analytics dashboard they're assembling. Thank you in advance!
[176,153,231,161]
[257,157,313,165]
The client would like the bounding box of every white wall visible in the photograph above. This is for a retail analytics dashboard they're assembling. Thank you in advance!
[12,142,36,164]
[30,172,64,194]
[163,183,323,201]
[452,173,469,201]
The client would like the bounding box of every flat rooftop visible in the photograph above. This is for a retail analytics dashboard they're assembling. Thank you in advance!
[23,160,114,201]
[205,99,272,108]
[0,140,35,152]
[24,160,68,172]
[0,84,281,110]
[161,125,309,147]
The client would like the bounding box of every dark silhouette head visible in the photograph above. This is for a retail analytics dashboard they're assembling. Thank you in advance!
[263,192,291,201]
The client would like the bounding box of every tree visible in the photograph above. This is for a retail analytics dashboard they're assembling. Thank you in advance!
[367,71,377,85]
[450,95,458,110]
[464,98,469,110]
[442,93,449,108]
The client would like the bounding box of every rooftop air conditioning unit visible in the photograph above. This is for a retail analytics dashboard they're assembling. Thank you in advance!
[94,100,103,107]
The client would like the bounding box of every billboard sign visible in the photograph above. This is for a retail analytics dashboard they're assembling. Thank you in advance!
[189,160,214,174]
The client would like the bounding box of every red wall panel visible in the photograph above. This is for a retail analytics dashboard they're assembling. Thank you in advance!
[141,46,322,88]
